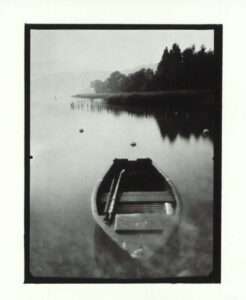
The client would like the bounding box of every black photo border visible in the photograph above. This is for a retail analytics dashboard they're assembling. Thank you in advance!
[24,24,222,284]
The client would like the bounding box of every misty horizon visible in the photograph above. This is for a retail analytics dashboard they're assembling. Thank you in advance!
[31,30,214,79]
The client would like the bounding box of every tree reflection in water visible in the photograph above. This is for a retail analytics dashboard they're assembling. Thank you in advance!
[70,99,214,143]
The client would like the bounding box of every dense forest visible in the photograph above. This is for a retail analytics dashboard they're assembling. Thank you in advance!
[90,44,216,93]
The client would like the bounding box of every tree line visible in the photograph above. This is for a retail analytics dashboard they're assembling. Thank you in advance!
[90,43,216,93]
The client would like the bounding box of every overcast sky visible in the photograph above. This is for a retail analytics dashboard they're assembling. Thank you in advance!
[31,29,214,78]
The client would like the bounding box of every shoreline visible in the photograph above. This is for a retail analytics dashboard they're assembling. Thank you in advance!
[72,90,215,106]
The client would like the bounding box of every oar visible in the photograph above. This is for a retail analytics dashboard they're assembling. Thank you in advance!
[107,169,125,223]
[103,171,121,222]
[103,177,116,215]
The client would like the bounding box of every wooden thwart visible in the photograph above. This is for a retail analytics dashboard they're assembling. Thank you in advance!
[102,191,174,204]
[120,191,174,203]
[114,213,164,232]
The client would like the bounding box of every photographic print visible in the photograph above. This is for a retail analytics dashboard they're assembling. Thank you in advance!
[25,25,222,283]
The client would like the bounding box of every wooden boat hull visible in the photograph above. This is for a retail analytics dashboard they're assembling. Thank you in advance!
[91,158,181,261]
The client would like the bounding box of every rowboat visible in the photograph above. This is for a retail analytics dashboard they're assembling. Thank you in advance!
[91,158,181,261]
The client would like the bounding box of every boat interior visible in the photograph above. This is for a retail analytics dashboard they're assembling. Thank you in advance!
[97,159,176,217]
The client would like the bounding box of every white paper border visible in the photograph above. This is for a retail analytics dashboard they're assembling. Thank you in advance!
[1,0,246,298]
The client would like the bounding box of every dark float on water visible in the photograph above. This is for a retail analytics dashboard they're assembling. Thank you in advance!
[91,158,182,261]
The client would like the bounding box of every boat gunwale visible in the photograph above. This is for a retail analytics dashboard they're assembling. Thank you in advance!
[152,161,182,217]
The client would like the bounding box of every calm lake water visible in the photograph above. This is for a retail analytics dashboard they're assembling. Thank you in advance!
[30,77,214,279]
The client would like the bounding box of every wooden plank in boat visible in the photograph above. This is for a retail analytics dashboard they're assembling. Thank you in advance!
[101,191,174,204]
[114,213,164,232]
[119,191,174,203]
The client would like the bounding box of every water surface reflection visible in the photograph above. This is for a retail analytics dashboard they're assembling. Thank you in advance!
[71,100,214,142]
[31,97,213,279]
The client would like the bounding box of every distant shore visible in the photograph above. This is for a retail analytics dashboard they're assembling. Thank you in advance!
[73,90,215,106]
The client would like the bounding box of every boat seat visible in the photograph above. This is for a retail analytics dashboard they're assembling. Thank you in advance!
[119,191,174,203]
[101,191,174,204]
[114,213,164,232]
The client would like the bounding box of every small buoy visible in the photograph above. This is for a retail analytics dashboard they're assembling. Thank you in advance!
[79,129,84,133]
[202,128,209,136]
[29,155,33,159]
[130,142,136,147]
